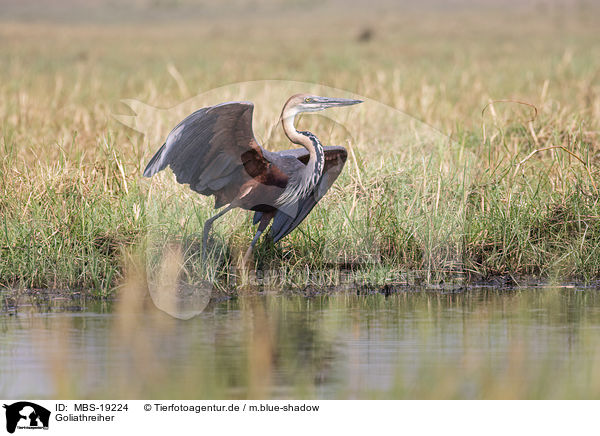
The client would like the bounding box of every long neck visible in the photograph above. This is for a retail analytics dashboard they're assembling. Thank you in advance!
[276,110,325,205]
[281,110,324,173]
[282,111,313,150]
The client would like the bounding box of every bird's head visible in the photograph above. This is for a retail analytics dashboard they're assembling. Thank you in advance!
[282,94,363,118]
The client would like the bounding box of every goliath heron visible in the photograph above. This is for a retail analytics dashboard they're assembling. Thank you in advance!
[143,94,363,260]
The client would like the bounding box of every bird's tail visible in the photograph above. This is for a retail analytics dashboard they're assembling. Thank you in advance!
[143,143,167,177]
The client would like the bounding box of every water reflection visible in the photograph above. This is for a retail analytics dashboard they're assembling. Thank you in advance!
[1,288,599,399]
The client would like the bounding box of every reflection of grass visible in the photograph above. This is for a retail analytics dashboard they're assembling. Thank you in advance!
[1,4,600,293]
[14,288,600,399]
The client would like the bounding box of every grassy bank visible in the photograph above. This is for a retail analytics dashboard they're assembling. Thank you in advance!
[1,3,599,294]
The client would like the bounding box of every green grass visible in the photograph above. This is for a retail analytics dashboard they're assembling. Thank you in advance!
[1,3,599,293]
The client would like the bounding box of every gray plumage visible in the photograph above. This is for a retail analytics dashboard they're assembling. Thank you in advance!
[143,94,361,260]
[254,145,346,242]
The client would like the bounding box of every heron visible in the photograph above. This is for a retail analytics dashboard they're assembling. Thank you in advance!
[143,94,363,261]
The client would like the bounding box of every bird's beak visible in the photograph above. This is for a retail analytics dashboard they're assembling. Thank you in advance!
[316,97,364,108]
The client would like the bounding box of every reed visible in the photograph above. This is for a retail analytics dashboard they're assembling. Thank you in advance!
[1,4,599,293]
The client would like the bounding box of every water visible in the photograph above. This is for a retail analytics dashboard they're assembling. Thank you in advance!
[1,287,600,399]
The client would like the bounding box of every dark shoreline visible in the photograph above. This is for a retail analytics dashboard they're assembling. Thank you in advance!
[2,278,599,315]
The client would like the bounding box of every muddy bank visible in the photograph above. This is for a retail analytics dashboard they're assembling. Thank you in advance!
[2,277,598,314]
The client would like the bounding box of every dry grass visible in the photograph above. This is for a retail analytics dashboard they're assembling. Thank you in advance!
[1,2,600,292]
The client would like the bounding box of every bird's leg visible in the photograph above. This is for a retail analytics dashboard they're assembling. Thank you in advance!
[242,212,274,266]
[202,204,235,261]
[242,230,263,265]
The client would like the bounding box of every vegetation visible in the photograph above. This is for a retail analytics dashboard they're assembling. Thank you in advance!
[1,2,599,294]
[2,1,600,402]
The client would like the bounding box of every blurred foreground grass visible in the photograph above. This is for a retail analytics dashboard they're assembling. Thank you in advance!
[3,285,600,399]
[1,2,600,293]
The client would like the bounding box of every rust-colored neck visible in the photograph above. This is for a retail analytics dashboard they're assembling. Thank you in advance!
[275,103,325,206]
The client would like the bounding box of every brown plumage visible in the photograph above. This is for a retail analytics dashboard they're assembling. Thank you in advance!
[143,94,363,260]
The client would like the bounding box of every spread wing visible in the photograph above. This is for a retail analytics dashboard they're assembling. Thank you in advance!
[143,102,270,208]
[259,146,348,243]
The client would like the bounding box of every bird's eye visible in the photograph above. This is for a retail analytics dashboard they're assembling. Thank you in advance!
[304,97,312,103]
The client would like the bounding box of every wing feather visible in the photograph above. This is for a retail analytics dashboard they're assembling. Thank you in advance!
[265,146,347,243]
[143,102,270,208]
